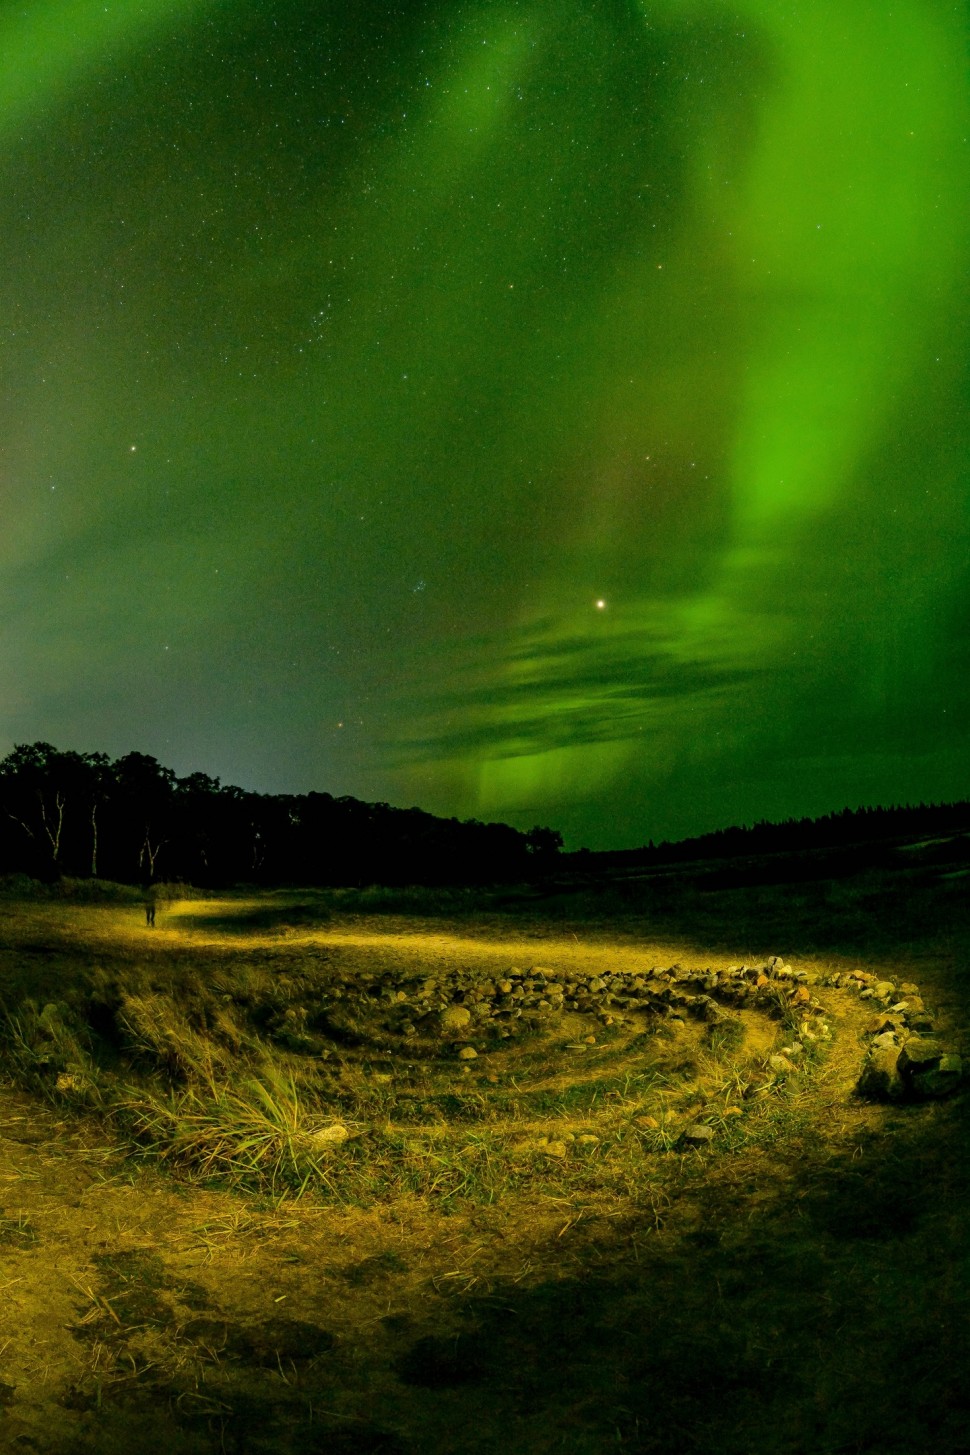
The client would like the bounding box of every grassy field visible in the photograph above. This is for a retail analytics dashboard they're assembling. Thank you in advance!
[0,851,966,1454]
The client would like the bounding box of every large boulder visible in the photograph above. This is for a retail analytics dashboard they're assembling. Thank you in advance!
[856,1046,906,1101]
[897,1040,963,1099]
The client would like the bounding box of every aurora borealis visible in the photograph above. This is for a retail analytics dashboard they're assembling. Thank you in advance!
[2,1,967,849]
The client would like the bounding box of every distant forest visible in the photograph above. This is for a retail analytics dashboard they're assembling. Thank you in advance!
[0,743,563,887]
[573,800,970,869]
[0,742,966,889]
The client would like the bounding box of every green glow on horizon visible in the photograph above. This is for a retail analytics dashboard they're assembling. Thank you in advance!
[430,0,969,825]
[1,0,967,848]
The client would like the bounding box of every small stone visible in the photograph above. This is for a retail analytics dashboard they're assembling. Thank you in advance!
[587,977,606,993]
[859,989,875,1000]
[873,981,896,1000]
[866,1014,896,1035]
[680,1123,715,1146]
[584,1034,597,1045]
[871,1031,899,1053]
[306,1122,350,1147]
[791,986,810,1005]
[576,1134,599,1145]
[458,1045,478,1060]
[769,1054,795,1073]
[543,1140,568,1158]
[438,1006,472,1036]
[899,982,920,996]
[497,980,512,994]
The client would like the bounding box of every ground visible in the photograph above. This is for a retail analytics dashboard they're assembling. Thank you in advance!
[0,849,967,1453]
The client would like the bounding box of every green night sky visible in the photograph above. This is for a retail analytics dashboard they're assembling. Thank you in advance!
[1,0,968,849]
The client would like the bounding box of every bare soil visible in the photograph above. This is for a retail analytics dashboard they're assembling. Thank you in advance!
[0,860,967,1454]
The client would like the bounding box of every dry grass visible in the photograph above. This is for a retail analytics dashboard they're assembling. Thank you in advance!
[0,873,965,1454]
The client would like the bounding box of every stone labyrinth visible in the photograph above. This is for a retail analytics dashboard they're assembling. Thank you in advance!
[284,951,963,1110]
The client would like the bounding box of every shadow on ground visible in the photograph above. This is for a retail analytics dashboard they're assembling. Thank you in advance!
[37,1073,970,1455]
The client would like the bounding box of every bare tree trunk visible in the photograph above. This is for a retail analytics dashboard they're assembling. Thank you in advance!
[139,832,164,882]
[39,791,64,864]
[90,802,98,878]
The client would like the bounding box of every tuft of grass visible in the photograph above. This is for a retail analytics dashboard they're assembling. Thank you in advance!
[113,1063,346,1197]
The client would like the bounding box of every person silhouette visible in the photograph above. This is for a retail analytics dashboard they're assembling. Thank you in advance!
[145,891,156,928]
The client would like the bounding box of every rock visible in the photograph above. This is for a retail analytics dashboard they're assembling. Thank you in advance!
[587,977,606,993]
[898,1040,963,1098]
[458,1045,478,1060]
[873,980,896,1000]
[305,1122,351,1147]
[437,1006,472,1036]
[576,1134,599,1146]
[542,1140,568,1158]
[679,1123,715,1146]
[769,1054,795,1073]
[856,1047,905,1101]
[866,1014,897,1035]
[871,1031,900,1053]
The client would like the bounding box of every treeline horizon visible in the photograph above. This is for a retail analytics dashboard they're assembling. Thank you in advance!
[0,741,966,889]
[0,742,563,887]
[572,799,970,869]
